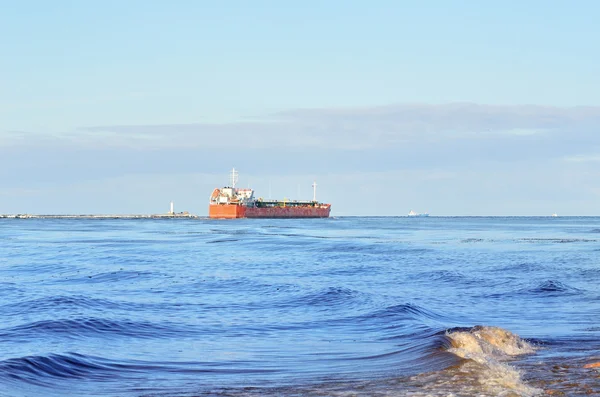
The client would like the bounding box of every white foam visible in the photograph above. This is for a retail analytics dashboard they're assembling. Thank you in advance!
[444,326,542,396]
[448,325,536,358]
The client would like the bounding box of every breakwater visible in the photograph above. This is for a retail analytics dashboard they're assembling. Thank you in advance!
[0,213,199,219]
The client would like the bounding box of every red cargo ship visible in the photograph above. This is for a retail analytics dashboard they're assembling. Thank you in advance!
[209,169,331,219]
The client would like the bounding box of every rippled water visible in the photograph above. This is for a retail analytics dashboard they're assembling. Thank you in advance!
[1,217,599,396]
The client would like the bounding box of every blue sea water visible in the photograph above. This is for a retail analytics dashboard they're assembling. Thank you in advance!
[0,216,599,396]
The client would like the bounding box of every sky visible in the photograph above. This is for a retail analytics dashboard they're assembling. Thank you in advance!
[1,0,600,216]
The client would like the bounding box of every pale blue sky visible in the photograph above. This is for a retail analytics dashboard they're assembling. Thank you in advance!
[1,1,600,215]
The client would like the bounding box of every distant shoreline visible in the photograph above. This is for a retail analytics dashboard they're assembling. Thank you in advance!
[0,214,200,219]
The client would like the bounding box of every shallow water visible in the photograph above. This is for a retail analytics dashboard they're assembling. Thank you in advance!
[0,217,598,396]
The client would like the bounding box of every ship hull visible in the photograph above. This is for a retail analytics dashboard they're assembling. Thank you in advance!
[208,204,246,219]
[209,204,330,219]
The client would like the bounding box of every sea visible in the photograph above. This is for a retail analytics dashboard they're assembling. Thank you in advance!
[0,216,599,396]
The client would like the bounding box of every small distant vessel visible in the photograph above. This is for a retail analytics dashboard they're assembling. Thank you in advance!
[551,213,558,217]
[209,168,331,219]
[408,210,429,217]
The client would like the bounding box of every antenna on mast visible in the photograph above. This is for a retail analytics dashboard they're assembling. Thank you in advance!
[230,168,239,188]
[312,181,317,202]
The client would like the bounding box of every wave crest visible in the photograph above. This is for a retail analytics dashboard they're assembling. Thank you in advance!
[529,280,580,296]
[445,326,540,396]
[1,317,189,340]
[447,325,536,358]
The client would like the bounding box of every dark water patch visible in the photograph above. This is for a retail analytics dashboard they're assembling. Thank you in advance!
[1,262,73,275]
[289,287,369,309]
[314,263,384,277]
[489,261,545,274]
[262,232,333,240]
[0,317,192,340]
[317,243,429,259]
[519,237,597,244]
[394,246,430,254]
[54,270,158,284]
[59,238,163,245]
[412,269,468,284]
[145,229,213,236]
[0,282,23,293]
[579,326,600,332]
[317,242,373,253]
[576,267,600,278]
[485,280,583,299]
[178,276,277,294]
[208,228,254,236]
[0,295,141,316]
[206,238,241,244]
[527,280,582,296]
[460,238,485,243]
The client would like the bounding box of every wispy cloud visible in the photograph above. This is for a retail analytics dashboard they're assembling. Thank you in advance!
[563,154,600,162]
[3,103,600,151]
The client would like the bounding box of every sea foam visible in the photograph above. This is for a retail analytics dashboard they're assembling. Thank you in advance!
[445,326,541,396]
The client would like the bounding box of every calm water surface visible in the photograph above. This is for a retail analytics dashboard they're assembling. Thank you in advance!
[0,217,599,396]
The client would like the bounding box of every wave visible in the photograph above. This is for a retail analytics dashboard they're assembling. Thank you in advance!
[318,303,453,341]
[0,282,22,294]
[412,269,471,284]
[125,325,542,397]
[365,303,448,323]
[61,238,161,245]
[0,295,139,316]
[206,238,241,243]
[527,280,581,296]
[0,317,192,340]
[0,353,115,384]
[3,262,73,275]
[296,286,364,307]
[0,352,279,388]
[484,279,583,299]
[443,325,541,396]
[54,270,157,284]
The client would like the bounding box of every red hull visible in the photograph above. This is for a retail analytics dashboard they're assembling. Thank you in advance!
[208,204,246,219]
[209,204,330,219]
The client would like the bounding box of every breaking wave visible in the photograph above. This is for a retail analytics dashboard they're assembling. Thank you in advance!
[444,326,541,396]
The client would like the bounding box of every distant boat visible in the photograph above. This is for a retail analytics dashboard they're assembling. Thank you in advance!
[408,210,429,217]
[551,213,558,217]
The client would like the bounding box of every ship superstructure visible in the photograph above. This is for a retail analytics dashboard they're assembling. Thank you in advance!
[209,169,331,219]
[408,210,429,217]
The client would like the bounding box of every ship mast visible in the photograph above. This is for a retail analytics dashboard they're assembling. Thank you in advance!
[230,168,239,188]
[312,181,317,202]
